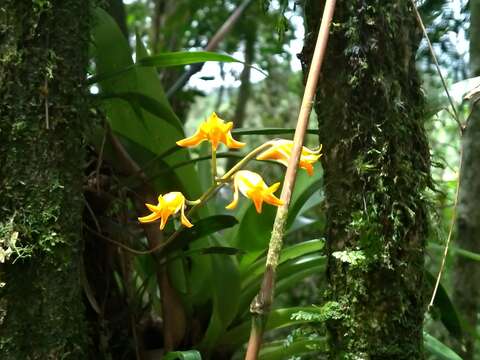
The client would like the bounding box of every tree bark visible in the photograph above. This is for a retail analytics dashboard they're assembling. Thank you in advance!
[302,1,430,358]
[233,26,256,131]
[0,1,90,358]
[452,1,480,358]
[227,25,256,170]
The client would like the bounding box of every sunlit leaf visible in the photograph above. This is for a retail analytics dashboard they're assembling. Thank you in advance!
[137,51,241,67]
[87,51,243,85]
[163,350,202,360]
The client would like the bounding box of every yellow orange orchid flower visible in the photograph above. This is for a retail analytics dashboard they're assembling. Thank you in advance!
[225,170,284,213]
[138,192,193,230]
[256,139,322,176]
[176,112,246,150]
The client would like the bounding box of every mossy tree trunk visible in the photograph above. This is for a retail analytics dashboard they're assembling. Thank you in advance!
[0,1,90,358]
[452,1,480,358]
[302,1,430,358]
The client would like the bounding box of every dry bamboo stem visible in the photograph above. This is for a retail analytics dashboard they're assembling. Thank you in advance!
[244,1,337,359]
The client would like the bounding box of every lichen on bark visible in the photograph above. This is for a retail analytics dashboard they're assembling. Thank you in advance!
[0,1,91,358]
[301,1,430,358]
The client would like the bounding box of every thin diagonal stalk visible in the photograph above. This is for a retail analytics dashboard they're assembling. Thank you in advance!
[244,1,337,359]
[409,0,467,310]
[410,0,462,131]
[428,99,479,310]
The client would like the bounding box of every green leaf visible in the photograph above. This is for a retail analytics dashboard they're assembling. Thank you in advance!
[424,332,462,360]
[95,92,182,132]
[137,51,241,67]
[165,246,244,264]
[275,263,325,295]
[287,217,324,235]
[287,174,323,229]
[200,250,241,352]
[241,239,325,285]
[220,305,332,348]
[233,204,277,269]
[259,338,327,360]
[425,271,463,339]
[238,253,326,318]
[133,34,202,197]
[430,242,480,262]
[162,215,239,255]
[163,350,202,360]
[87,51,243,85]
[91,12,202,197]
[453,247,480,262]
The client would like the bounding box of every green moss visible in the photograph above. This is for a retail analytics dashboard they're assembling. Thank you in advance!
[302,1,430,358]
[0,1,92,358]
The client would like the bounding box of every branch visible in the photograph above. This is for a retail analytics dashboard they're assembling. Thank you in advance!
[166,0,254,98]
[244,1,337,359]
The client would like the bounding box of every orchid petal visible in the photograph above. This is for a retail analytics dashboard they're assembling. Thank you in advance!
[176,130,207,148]
[138,212,162,223]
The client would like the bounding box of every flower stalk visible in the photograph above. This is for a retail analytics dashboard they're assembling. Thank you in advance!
[128,141,275,256]
[211,147,217,184]
[244,1,337,359]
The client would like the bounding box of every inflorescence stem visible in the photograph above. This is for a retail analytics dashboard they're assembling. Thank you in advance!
[96,142,274,256]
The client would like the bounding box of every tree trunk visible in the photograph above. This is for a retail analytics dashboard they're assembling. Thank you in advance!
[0,1,90,358]
[302,1,430,358]
[452,1,480,358]
[227,25,256,170]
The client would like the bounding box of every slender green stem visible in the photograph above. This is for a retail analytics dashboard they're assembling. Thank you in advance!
[95,142,274,256]
[222,141,273,180]
[211,146,217,184]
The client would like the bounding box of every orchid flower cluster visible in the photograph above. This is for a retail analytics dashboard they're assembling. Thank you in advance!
[138,112,322,230]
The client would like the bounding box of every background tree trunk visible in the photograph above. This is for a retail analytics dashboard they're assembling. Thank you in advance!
[302,1,430,358]
[0,1,90,358]
[452,1,480,358]
[227,24,256,170]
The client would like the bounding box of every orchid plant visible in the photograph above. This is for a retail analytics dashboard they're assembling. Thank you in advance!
[138,112,322,230]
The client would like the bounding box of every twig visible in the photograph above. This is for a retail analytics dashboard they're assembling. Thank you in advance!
[428,99,479,309]
[166,0,254,98]
[96,125,107,193]
[410,0,470,310]
[44,76,50,129]
[84,224,151,255]
[84,198,102,233]
[244,1,336,359]
[427,146,463,310]
[410,0,463,131]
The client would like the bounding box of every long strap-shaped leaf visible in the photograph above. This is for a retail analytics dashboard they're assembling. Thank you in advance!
[87,51,242,85]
